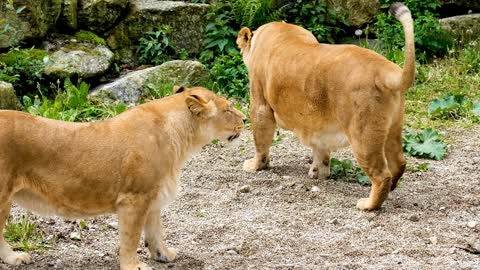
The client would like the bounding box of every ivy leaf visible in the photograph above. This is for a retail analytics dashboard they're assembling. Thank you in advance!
[403,128,446,160]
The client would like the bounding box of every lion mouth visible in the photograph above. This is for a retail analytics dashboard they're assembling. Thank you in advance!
[228,133,240,142]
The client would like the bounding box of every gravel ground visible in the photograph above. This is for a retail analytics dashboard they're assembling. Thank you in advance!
[3,126,480,270]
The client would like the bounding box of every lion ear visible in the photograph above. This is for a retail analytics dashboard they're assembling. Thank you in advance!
[185,94,211,118]
[173,85,186,94]
[236,27,252,50]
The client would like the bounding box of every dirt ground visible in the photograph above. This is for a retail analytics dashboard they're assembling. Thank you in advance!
[3,126,480,270]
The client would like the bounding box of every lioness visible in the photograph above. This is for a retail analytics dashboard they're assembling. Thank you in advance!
[0,86,245,269]
[237,3,415,210]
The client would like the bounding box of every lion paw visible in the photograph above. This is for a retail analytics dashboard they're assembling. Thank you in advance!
[243,157,268,172]
[356,198,380,211]
[308,166,318,179]
[3,252,31,265]
[151,247,177,263]
[308,164,329,179]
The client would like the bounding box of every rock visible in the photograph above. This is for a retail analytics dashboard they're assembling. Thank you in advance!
[239,185,251,193]
[334,0,381,27]
[467,221,478,228]
[44,43,114,79]
[108,221,118,229]
[78,0,129,33]
[69,232,81,240]
[57,0,78,30]
[407,214,420,222]
[0,0,62,48]
[429,236,438,245]
[0,81,21,110]
[311,186,320,192]
[327,218,339,225]
[106,0,209,63]
[226,249,238,255]
[440,14,480,42]
[90,60,209,104]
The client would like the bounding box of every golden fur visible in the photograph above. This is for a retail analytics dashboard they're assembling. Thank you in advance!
[237,3,415,210]
[0,86,245,269]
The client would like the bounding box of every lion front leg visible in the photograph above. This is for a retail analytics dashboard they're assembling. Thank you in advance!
[0,202,31,266]
[144,210,177,263]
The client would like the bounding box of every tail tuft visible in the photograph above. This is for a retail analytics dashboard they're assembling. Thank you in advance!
[389,2,411,20]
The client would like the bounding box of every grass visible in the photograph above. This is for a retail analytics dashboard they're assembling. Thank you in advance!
[3,213,48,251]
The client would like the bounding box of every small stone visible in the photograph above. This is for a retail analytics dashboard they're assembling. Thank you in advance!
[108,221,118,229]
[407,214,419,222]
[429,236,438,245]
[282,175,291,180]
[227,249,238,255]
[467,221,478,228]
[392,249,400,254]
[311,186,320,192]
[69,232,81,241]
[327,218,339,225]
[239,185,251,193]
[439,206,446,211]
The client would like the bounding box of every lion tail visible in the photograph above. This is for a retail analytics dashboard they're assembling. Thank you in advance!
[390,2,415,91]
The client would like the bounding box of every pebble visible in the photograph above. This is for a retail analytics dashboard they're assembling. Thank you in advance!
[407,214,419,222]
[467,221,478,228]
[239,185,251,193]
[69,232,81,241]
[439,206,446,211]
[429,236,438,245]
[311,186,320,192]
[108,221,118,229]
[327,218,339,225]
[227,249,238,255]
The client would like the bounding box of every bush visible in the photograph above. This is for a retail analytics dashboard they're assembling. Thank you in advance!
[287,0,348,43]
[231,0,285,29]
[137,25,178,65]
[210,50,249,100]
[374,0,453,62]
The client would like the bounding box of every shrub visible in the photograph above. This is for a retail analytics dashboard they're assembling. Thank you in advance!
[287,0,348,43]
[137,25,178,65]
[428,93,480,121]
[374,0,453,62]
[210,50,249,100]
[403,128,447,160]
[231,0,285,28]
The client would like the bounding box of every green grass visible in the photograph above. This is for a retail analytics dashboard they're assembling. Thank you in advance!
[3,213,48,251]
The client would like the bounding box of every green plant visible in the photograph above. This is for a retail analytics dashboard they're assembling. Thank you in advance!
[137,25,177,65]
[428,94,480,121]
[144,82,175,100]
[23,78,128,122]
[403,128,447,160]
[288,0,347,43]
[329,158,370,186]
[0,2,26,48]
[4,213,48,252]
[231,0,285,28]
[374,0,453,62]
[409,162,430,172]
[200,3,238,63]
[0,48,48,95]
[210,50,249,100]
[271,130,286,145]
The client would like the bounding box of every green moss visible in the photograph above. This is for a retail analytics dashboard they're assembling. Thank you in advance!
[0,49,48,66]
[74,30,106,45]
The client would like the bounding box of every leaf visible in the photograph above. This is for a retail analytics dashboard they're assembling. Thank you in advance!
[472,102,480,117]
[403,128,446,160]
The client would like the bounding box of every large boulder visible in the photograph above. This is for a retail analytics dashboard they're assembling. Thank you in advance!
[90,60,210,104]
[334,0,381,27]
[0,0,62,48]
[0,81,21,110]
[440,14,480,42]
[78,0,129,33]
[57,0,79,30]
[106,0,209,63]
[44,43,114,78]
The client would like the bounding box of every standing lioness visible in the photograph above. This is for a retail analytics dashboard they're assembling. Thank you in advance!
[0,86,245,269]
[237,3,415,210]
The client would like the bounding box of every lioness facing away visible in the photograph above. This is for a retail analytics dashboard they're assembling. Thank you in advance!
[0,86,245,269]
[237,3,415,210]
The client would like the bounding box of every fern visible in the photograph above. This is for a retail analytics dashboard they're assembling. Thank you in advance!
[232,0,284,28]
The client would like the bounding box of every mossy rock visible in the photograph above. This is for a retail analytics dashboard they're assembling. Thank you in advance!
[0,0,62,48]
[74,30,106,45]
[44,43,113,78]
[106,0,209,63]
[90,60,210,104]
[78,0,129,33]
[0,81,21,110]
[333,0,381,27]
[57,0,78,30]
[440,14,480,43]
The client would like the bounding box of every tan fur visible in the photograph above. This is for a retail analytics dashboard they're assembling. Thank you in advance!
[237,4,415,210]
[0,86,245,269]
